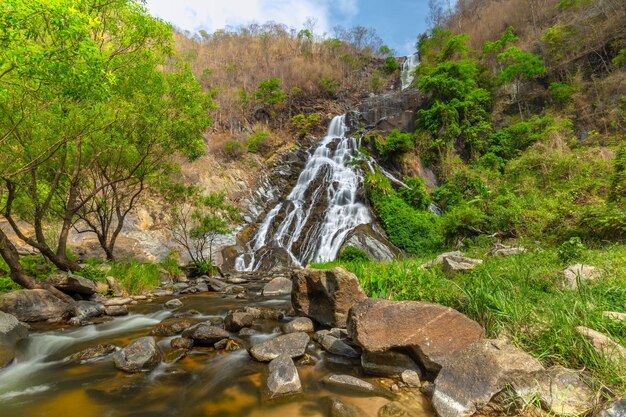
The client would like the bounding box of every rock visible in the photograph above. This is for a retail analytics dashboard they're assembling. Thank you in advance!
[165,299,183,310]
[487,243,527,256]
[182,324,230,346]
[431,339,544,417]
[291,267,367,327]
[214,338,242,351]
[224,312,254,331]
[322,374,388,397]
[401,370,422,388]
[319,334,360,358]
[151,317,197,337]
[112,337,161,373]
[347,299,484,373]
[339,224,401,262]
[378,389,432,417]
[171,337,194,350]
[576,326,626,363]
[327,397,365,417]
[266,354,302,397]
[71,301,105,320]
[104,305,128,316]
[173,283,189,292]
[0,289,69,322]
[283,317,314,334]
[103,297,133,307]
[0,311,29,346]
[598,400,626,417]
[419,251,463,269]
[442,255,483,273]
[105,276,124,297]
[239,328,258,337]
[562,264,604,289]
[223,285,245,294]
[361,350,421,378]
[150,288,174,297]
[165,349,187,364]
[206,277,228,292]
[0,347,14,368]
[603,311,626,322]
[535,366,595,416]
[244,306,284,320]
[249,332,310,362]
[46,272,97,296]
[262,277,293,296]
[66,344,116,363]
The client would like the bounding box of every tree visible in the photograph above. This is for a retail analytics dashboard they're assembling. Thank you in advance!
[497,46,546,117]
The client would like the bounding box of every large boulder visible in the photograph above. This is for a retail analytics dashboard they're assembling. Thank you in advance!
[224,312,254,331]
[71,301,105,321]
[0,289,69,322]
[361,350,421,378]
[182,324,230,346]
[291,267,367,327]
[0,311,29,346]
[339,224,401,262]
[249,332,310,362]
[266,354,302,397]
[431,339,545,417]
[262,277,292,296]
[112,336,161,373]
[347,299,484,373]
[46,272,97,296]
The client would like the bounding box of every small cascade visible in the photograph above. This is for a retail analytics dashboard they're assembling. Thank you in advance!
[400,52,420,90]
[236,115,371,271]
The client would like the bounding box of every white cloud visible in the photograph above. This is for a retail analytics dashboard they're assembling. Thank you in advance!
[143,0,358,35]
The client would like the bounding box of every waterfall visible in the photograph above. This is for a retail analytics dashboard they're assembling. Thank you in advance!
[236,115,371,271]
[400,53,420,90]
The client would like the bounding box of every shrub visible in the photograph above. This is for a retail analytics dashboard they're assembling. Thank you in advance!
[319,76,340,97]
[549,82,577,104]
[383,57,398,74]
[376,129,415,162]
[339,247,370,262]
[290,113,320,139]
[557,237,585,264]
[223,140,244,158]
[246,131,269,153]
[254,78,287,104]
[398,176,431,210]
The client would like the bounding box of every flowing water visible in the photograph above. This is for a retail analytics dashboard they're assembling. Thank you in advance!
[236,115,372,271]
[0,283,433,417]
[401,53,420,90]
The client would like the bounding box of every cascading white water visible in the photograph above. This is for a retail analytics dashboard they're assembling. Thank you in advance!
[400,53,420,90]
[236,115,371,271]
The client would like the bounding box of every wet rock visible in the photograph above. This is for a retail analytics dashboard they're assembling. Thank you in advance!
[262,277,292,296]
[182,324,230,346]
[105,276,124,297]
[431,339,544,417]
[487,243,527,256]
[244,306,284,320]
[563,265,604,289]
[104,305,128,316]
[598,400,626,417]
[171,337,194,350]
[151,317,198,337]
[267,354,301,397]
[378,389,432,417]
[322,374,388,397]
[71,301,105,321]
[46,272,97,296]
[224,312,254,331]
[442,255,483,273]
[327,397,365,417]
[214,338,243,351]
[165,299,183,310]
[361,350,421,378]
[0,311,29,346]
[0,289,70,322]
[603,311,626,322]
[66,344,116,363]
[419,251,463,269]
[535,366,595,416]
[401,370,422,388]
[576,326,626,363]
[173,283,189,292]
[0,347,14,369]
[339,224,401,262]
[223,285,245,295]
[291,267,367,327]
[195,282,209,293]
[150,288,174,297]
[283,317,314,334]
[103,297,133,307]
[319,334,360,358]
[239,328,258,337]
[296,352,318,366]
[113,337,161,373]
[227,277,249,284]
[165,349,187,364]
[347,299,484,373]
[206,277,228,292]
[249,332,310,362]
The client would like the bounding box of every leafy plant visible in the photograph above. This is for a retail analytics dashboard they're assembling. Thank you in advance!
[254,78,287,104]
[290,113,320,139]
[339,247,370,262]
[246,131,270,153]
[557,237,585,264]
[223,140,244,158]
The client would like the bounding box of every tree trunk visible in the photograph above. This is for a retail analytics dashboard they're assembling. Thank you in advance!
[0,228,74,303]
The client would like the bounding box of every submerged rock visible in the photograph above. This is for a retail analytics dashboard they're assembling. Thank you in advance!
[249,332,309,362]
[0,289,69,322]
[113,337,161,373]
[327,397,366,417]
[262,277,292,296]
[66,344,116,363]
[170,337,194,350]
[291,267,367,327]
[182,324,230,346]
[266,354,302,397]
[322,374,388,397]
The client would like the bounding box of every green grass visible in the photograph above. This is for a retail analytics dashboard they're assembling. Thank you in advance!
[311,242,626,393]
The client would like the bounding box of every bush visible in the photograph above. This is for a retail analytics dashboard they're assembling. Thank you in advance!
[254,78,287,104]
[376,129,414,162]
[319,76,340,98]
[338,247,370,262]
[223,140,244,158]
[246,131,269,153]
[557,237,585,264]
[290,113,320,139]
[398,176,431,210]
[549,82,577,104]
[108,261,162,294]
[383,57,398,74]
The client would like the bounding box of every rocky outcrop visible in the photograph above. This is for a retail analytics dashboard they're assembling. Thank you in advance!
[358,89,422,133]
[262,277,292,296]
[0,311,28,346]
[442,255,483,274]
[347,299,484,373]
[113,337,161,373]
[0,289,69,322]
[182,324,230,346]
[339,224,401,262]
[266,354,302,397]
[562,265,604,289]
[291,267,367,327]
[249,332,310,362]
[46,272,97,297]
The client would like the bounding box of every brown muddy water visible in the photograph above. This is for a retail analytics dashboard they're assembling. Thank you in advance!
[0,286,434,417]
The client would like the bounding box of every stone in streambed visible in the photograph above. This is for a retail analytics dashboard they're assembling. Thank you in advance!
[113,337,161,373]
[244,306,284,320]
[224,312,254,331]
[182,324,230,346]
[171,337,194,350]
[282,317,314,334]
[249,332,309,362]
[319,334,359,358]
[262,277,292,296]
[104,305,128,316]
[361,350,421,378]
[0,289,70,322]
[71,301,105,321]
[66,344,116,363]
[164,298,183,309]
[266,354,301,397]
[321,374,389,397]
[151,317,198,337]
[0,311,29,346]
[327,397,366,417]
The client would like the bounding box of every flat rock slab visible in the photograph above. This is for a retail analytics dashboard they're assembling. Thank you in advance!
[562,264,604,289]
[322,374,389,397]
[291,267,367,327]
[262,277,292,296]
[431,339,544,417]
[103,297,133,307]
[283,317,314,334]
[113,337,161,373]
[0,289,69,322]
[420,251,463,269]
[442,255,483,273]
[266,354,302,397]
[249,332,310,362]
[182,324,230,346]
[347,299,484,373]
[361,350,421,378]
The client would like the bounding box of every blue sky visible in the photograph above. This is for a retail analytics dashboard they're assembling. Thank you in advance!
[144,0,429,55]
